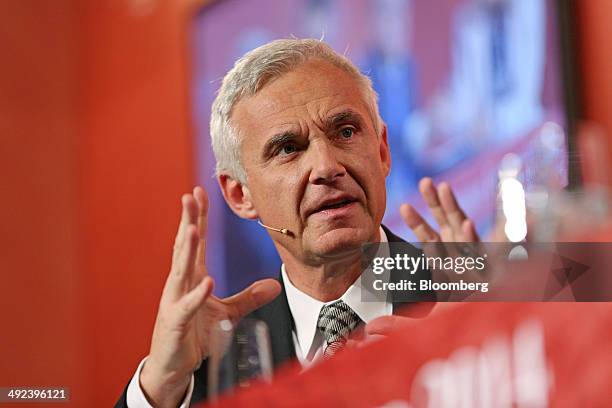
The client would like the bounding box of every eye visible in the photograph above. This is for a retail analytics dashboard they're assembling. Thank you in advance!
[339,127,355,139]
[280,143,298,155]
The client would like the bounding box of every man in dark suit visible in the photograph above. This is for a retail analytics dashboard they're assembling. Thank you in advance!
[116,38,479,408]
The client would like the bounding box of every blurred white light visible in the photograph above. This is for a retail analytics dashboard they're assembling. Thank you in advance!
[498,153,523,180]
[505,221,527,243]
[501,177,527,242]
[501,178,525,200]
[508,245,529,261]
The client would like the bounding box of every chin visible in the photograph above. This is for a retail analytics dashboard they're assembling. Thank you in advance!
[309,225,373,259]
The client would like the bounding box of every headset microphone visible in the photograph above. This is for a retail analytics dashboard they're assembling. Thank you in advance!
[257,220,291,236]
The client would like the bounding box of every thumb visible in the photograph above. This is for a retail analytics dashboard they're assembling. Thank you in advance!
[176,276,214,326]
[223,279,282,318]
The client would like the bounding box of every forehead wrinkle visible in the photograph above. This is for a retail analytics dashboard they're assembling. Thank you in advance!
[256,92,342,122]
[233,60,375,162]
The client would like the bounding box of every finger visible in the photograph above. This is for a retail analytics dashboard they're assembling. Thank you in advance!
[437,182,467,236]
[487,215,507,242]
[223,279,282,319]
[419,177,449,229]
[171,195,190,264]
[365,316,408,336]
[400,204,440,242]
[193,186,209,278]
[421,240,448,264]
[176,276,214,325]
[172,194,199,265]
[462,219,479,242]
[165,224,199,301]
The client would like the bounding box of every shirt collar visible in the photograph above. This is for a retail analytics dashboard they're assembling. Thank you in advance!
[281,226,393,359]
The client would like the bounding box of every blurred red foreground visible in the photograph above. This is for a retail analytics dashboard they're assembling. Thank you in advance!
[202,303,612,407]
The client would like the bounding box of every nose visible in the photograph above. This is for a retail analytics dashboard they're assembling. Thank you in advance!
[307,139,346,185]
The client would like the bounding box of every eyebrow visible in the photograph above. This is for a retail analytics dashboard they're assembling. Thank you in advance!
[262,131,299,160]
[260,110,367,160]
[325,110,366,129]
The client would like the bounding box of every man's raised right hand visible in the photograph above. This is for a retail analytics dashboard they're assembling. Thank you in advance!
[139,186,281,408]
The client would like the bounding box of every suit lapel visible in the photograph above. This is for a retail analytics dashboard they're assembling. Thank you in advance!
[191,278,296,403]
[247,273,296,368]
[382,224,437,314]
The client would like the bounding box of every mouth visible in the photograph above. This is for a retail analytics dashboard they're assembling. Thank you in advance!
[307,196,358,217]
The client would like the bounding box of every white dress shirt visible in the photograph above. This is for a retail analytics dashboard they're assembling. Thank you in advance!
[283,227,392,366]
[127,227,393,407]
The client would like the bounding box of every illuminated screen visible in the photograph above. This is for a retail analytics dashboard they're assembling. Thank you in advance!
[190,0,568,295]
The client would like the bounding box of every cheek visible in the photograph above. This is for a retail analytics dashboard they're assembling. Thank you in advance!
[357,153,387,213]
[251,172,302,218]
[367,174,386,208]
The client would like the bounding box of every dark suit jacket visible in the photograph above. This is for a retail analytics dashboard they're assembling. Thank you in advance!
[115,225,433,407]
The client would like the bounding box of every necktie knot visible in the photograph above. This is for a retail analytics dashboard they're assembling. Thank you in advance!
[316,300,361,358]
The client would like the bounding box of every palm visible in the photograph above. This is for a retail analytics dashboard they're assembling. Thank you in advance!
[145,186,280,394]
[401,178,480,243]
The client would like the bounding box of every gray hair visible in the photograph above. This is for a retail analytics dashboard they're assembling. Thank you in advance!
[210,38,382,184]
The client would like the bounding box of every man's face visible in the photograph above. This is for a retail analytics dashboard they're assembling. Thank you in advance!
[231,59,391,264]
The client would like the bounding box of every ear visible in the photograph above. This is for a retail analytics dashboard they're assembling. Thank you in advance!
[218,174,259,219]
[379,125,391,177]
